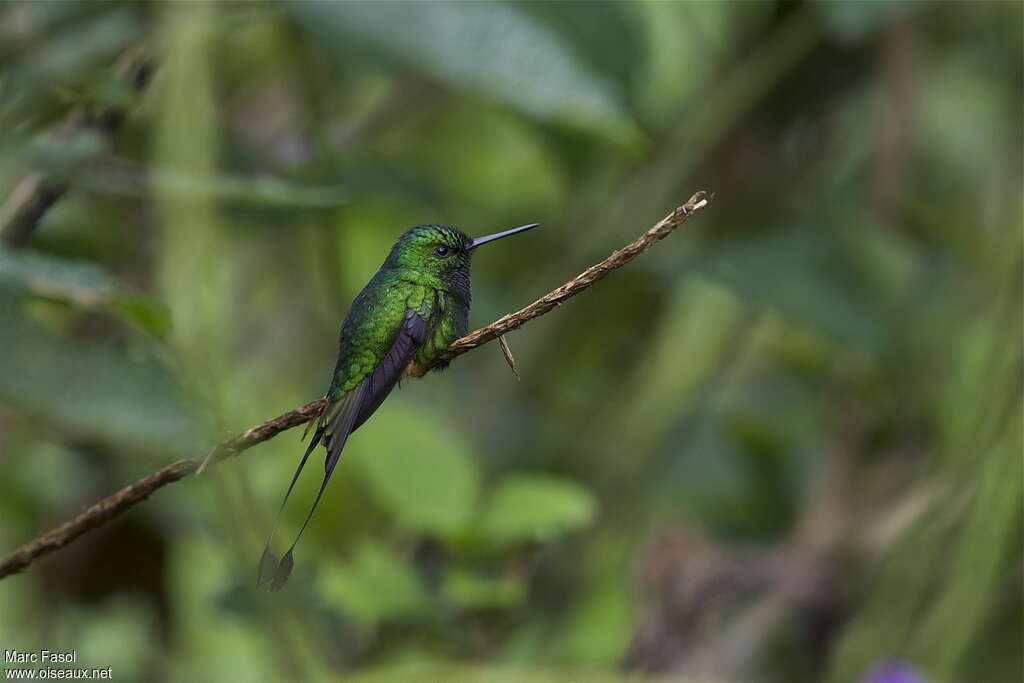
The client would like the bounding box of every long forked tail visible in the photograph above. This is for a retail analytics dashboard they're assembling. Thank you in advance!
[257,381,367,591]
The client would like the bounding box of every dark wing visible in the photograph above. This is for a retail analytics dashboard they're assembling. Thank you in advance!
[352,310,429,432]
[257,311,430,591]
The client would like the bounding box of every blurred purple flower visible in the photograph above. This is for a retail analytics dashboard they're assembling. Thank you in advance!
[860,661,929,683]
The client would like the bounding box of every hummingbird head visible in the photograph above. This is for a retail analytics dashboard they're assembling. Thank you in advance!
[385,222,539,297]
[387,224,473,275]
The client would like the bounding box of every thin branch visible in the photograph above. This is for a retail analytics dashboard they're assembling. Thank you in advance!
[0,47,153,247]
[0,191,711,580]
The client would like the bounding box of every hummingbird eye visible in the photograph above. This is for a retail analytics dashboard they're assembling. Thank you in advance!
[434,245,450,258]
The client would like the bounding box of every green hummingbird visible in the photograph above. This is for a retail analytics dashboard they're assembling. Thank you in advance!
[259,221,539,590]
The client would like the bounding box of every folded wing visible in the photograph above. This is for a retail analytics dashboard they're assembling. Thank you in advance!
[258,311,431,590]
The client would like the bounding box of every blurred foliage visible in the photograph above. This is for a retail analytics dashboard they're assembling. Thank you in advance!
[0,2,1020,682]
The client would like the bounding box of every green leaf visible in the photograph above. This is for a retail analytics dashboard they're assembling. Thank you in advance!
[0,246,171,337]
[0,245,121,304]
[515,2,642,95]
[481,473,597,545]
[318,541,430,625]
[0,6,143,129]
[107,293,172,339]
[350,402,481,536]
[289,1,641,145]
[0,294,202,457]
[442,570,524,611]
[81,164,349,209]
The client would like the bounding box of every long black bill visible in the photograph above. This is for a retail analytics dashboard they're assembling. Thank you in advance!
[469,223,540,250]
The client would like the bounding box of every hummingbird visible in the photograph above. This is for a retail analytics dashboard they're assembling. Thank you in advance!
[258,221,539,590]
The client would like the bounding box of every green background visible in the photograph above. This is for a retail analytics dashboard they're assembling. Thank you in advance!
[0,2,1020,682]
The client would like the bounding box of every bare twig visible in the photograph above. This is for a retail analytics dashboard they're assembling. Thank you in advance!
[497,335,519,380]
[0,47,153,247]
[0,191,711,580]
